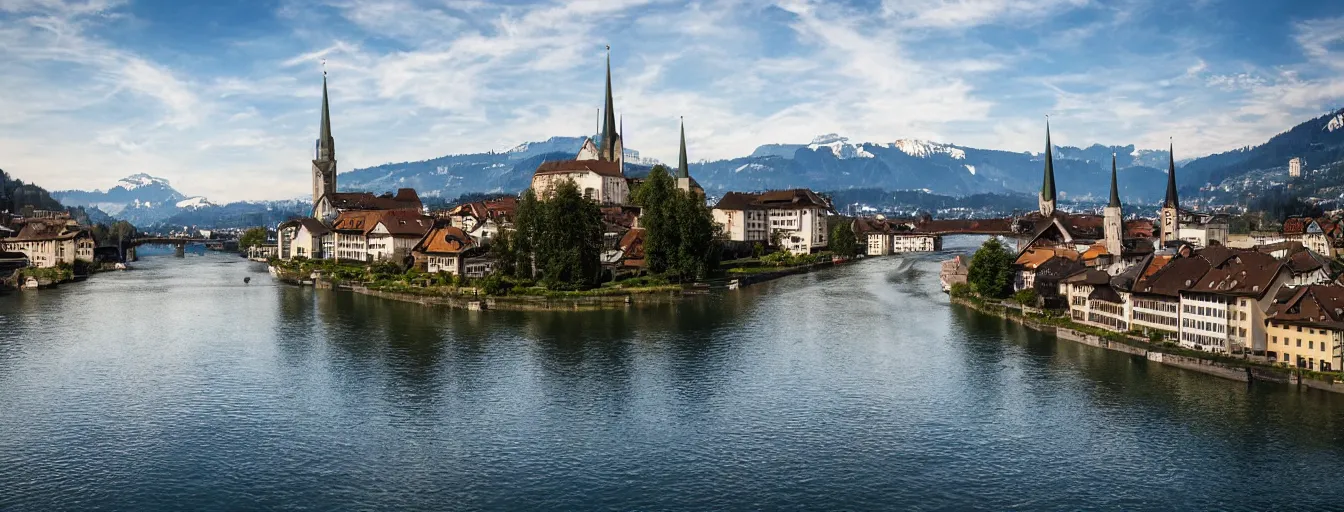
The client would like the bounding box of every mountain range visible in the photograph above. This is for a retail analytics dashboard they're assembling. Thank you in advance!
[45,108,1344,228]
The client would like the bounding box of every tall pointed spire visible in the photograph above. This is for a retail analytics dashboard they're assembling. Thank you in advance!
[1109,153,1121,207]
[600,45,619,162]
[1041,117,1055,203]
[1164,140,1179,208]
[317,72,335,162]
[678,117,689,179]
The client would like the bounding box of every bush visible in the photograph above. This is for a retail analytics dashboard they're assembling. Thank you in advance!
[968,238,1014,299]
[1013,288,1039,307]
[950,282,973,298]
[479,273,514,296]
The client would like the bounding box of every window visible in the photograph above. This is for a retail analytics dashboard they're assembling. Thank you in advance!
[1310,341,1314,350]
[1298,339,1303,347]
[1298,326,1303,332]
[1272,336,1277,344]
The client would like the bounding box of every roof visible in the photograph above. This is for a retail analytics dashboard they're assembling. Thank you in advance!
[1041,120,1055,202]
[5,220,88,242]
[413,221,475,255]
[1016,246,1079,269]
[447,196,518,222]
[1164,142,1179,208]
[619,228,646,267]
[330,211,381,233]
[1267,284,1344,330]
[1034,256,1084,282]
[1062,268,1112,285]
[323,189,422,212]
[1124,219,1154,238]
[712,189,830,212]
[1286,249,1331,274]
[279,217,331,236]
[1089,286,1123,303]
[534,159,624,178]
[374,210,434,237]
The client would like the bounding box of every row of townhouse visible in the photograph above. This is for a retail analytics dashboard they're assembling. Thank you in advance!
[1060,243,1333,357]
[0,218,95,268]
[851,217,942,255]
[711,189,830,255]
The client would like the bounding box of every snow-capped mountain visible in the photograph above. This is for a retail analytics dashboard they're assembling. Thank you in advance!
[175,196,216,209]
[1326,112,1344,133]
[807,134,875,159]
[890,139,966,159]
[53,173,203,225]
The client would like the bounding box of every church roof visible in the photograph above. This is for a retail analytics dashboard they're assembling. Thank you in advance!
[600,48,620,163]
[534,159,624,178]
[317,74,335,161]
[323,189,422,212]
[1108,153,1121,208]
[677,118,690,179]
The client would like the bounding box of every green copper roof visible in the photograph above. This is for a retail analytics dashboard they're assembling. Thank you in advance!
[1041,120,1056,201]
[1164,142,1179,208]
[1109,153,1121,208]
[677,118,689,179]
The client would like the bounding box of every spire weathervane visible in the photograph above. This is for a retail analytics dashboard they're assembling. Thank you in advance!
[321,58,327,77]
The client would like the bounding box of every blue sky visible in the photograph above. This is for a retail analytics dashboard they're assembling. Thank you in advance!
[2,0,1342,202]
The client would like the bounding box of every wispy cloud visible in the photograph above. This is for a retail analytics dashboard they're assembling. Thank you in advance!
[0,0,1342,201]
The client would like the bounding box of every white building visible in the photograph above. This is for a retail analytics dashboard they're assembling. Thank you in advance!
[712,192,768,243]
[531,160,630,205]
[1289,157,1305,177]
[277,218,331,260]
[1,220,94,268]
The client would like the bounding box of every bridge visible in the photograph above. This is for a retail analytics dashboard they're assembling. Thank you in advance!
[126,237,236,259]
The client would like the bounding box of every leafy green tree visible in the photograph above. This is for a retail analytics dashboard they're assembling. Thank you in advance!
[634,165,721,281]
[633,165,677,274]
[535,180,603,289]
[239,227,268,249]
[489,229,517,278]
[830,220,860,258]
[512,189,541,280]
[968,237,1014,299]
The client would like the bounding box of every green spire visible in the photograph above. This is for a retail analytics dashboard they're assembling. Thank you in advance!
[317,74,335,162]
[1041,118,1056,202]
[677,117,689,179]
[1164,141,1179,208]
[600,46,619,162]
[1109,153,1121,207]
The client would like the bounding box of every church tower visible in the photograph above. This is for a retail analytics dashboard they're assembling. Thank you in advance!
[1038,119,1057,217]
[1104,153,1123,257]
[312,73,338,215]
[598,46,623,170]
[1160,142,1180,245]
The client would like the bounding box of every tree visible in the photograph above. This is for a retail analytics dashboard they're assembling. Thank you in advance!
[830,220,860,258]
[239,227,268,249]
[489,229,517,278]
[512,188,541,280]
[534,179,603,289]
[633,165,677,274]
[968,237,1014,299]
[633,165,721,281]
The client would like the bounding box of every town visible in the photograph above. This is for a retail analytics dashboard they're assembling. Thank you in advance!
[1,50,1342,377]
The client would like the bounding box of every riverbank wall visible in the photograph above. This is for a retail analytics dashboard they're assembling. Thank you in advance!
[949,296,1344,394]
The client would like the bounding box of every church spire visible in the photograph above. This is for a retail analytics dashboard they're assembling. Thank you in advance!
[678,117,689,179]
[600,46,619,162]
[1038,117,1057,217]
[1109,153,1121,207]
[1042,118,1056,203]
[317,72,335,162]
[1164,141,1179,208]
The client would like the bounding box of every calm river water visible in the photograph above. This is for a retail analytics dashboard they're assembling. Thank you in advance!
[4,236,1344,510]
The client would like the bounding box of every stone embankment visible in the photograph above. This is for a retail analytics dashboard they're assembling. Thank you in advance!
[951,296,1344,395]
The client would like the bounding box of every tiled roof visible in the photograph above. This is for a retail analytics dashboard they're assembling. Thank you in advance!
[413,221,475,255]
[325,189,422,212]
[620,228,646,262]
[1267,284,1344,330]
[279,217,331,236]
[1016,246,1079,269]
[713,189,830,211]
[534,159,624,178]
[6,220,87,242]
[375,210,434,237]
[330,211,382,233]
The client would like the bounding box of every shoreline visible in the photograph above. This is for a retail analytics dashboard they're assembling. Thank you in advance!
[268,258,839,311]
[950,296,1344,395]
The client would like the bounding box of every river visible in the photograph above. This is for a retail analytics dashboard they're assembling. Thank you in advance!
[3,236,1344,510]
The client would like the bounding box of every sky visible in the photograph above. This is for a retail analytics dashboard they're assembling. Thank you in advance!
[2,0,1343,202]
